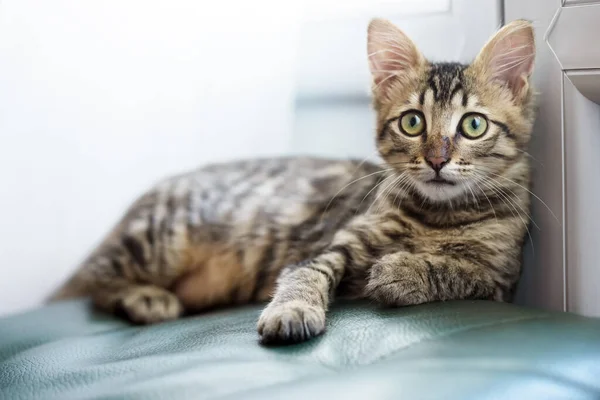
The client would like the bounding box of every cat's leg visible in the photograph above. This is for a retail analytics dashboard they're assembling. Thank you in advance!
[257,213,408,345]
[95,282,183,325]
[364,249,516,306]
[83,238,185,324]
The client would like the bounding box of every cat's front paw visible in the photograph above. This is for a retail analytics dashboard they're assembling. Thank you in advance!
[365,253,430,306]
[257,301,325,345]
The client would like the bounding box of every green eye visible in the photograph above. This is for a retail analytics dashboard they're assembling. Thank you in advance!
[399,111,425,137]
[460,113,488,139]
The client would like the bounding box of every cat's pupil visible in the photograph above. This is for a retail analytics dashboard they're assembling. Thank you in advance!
[471,118,480,130]
[410,116,419,127]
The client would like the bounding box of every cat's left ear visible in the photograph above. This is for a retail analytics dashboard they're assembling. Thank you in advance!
[473,20,535,102]
[367,18,425,94]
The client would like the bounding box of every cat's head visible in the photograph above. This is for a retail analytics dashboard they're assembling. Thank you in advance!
[368,19,535,203]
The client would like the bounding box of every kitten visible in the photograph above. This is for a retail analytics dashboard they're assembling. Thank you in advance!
[50,19,536,345]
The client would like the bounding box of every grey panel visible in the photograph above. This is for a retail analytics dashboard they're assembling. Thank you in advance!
[563,76,600,317]
[505,0,566,311]
[566,69,600,105]
[547,4,600,70]
[564,0,600,5]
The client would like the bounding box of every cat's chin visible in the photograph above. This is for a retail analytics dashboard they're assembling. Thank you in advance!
[413,179,469,203]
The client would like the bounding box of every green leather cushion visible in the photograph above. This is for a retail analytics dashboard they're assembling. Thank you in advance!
[1,300,600,400]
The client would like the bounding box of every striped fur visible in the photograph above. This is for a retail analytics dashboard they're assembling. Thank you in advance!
[51,19,536,345]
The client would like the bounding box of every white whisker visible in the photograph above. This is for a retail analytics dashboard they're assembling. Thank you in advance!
[356,173,396,215]
[368,172,404,215]
[321,168,392,222]
[473,166,560,224]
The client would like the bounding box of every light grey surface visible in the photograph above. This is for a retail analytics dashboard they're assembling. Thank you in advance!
[564,0,600,5]
[547,3,600,70]
[509,0,600,316]
[505,0,566,312]
[563,76,600,316]
[566,70,600,105]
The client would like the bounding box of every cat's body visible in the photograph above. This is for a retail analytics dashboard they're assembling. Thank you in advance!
[52,157,384,316]
[51,18,537,344]
[52,153,529,325]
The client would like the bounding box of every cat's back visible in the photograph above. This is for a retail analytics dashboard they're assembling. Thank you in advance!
[148,156,383,225]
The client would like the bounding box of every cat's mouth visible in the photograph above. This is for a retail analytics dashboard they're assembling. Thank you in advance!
[426,177,456,186]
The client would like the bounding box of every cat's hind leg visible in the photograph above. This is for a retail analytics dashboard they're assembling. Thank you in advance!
[78,238,185,324]
[100,285,183,325]
[50,193,189,324]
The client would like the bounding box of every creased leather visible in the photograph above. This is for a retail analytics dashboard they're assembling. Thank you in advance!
[1,300,600,400]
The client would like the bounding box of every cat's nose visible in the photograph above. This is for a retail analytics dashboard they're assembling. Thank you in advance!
[426,156,449,172]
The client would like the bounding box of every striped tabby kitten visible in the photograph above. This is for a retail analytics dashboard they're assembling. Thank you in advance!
[51,19,536,345]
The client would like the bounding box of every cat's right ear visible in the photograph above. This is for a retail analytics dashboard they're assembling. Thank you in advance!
[367,18,425,94]
[472,19,535,103]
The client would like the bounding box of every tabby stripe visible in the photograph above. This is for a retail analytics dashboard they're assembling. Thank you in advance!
[428,76,439,101]
[456,251,498,273]
[403,206,505,229]
[285,259,337,296]
[184,190,195,239]
[304,264,336,297]
[402,208,443,229]
[231,163,265,209]
[165,196,176,236]
[353,230,379,258]
[251,240,277,301]
[418,89,427,105]
[122,235,146,267]
[425,261,440,297]
[159,195,176,276]
[381,147,409,157]
[205,181,225,224]
[145,213,155,246]
[382,230,408,242]
[378,117,397,140]
[443,244,508,278]
[198,190,209,226]
[154,182,172,276]
[449,83,463,104]
[329,244,355,269]
[267,162,286,178]
[111,259,125,277]
[490,120,516,140]
[483,152,517,161]
[290,205,330,244]
[386,212,412,231]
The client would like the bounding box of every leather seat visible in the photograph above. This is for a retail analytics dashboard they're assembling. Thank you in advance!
[1,300,600,399]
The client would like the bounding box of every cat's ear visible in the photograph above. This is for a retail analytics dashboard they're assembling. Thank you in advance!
[367,18,425,93]
[473,20,535,102]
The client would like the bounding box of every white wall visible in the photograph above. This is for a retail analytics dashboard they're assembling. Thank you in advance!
[0,0,301,315]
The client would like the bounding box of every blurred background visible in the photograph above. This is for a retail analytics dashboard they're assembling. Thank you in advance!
[0,0,500,315]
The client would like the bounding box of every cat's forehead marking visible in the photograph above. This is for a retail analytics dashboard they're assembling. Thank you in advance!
[422,62,468,105]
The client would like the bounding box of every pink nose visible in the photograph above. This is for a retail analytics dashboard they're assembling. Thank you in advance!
[426,156,448,172]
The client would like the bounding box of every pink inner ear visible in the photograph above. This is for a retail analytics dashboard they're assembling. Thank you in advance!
[489,29,535,94]
[367,19,421,88]
[368,46,412,85]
